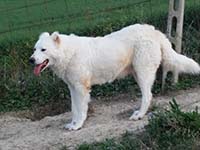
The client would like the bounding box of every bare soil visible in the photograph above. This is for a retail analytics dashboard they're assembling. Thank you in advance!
[0,88,200,150]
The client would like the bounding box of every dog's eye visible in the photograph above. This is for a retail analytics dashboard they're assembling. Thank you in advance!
[33,48,36,51]
[41,49,46,52]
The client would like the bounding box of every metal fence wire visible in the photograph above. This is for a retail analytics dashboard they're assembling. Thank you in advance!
[0,0,199,41]
[0,0,168,40]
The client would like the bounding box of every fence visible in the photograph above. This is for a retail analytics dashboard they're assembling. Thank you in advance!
[0,0,171,42]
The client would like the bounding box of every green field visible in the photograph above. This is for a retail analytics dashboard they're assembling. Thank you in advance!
[0,0,170,42]
[0,0,199,42]
[0,0,200,113]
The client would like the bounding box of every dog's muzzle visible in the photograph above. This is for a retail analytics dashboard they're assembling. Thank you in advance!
[29,57,35,64]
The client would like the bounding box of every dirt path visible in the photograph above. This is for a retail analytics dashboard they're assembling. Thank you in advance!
[0,88,200,150]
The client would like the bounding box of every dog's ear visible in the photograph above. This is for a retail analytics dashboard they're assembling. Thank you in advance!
[51,32,60,45]
[39,32,50,39]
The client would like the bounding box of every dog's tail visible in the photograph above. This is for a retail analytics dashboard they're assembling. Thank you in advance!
[158,31,200,90]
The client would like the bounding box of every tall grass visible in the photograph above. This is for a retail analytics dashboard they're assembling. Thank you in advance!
[77,100,200,150]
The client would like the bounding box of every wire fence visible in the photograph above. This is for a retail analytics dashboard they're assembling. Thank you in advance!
[0,0,199,39]
[0,1,149,33]
[0,0,171,41]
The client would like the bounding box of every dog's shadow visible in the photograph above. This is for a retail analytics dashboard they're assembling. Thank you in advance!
[116,109,134,120]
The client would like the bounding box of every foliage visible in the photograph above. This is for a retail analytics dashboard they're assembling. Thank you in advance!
[77,100,200,150]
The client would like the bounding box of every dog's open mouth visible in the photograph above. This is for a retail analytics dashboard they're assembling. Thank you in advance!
[34,59,49,76]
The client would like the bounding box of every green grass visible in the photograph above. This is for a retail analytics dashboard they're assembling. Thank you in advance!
[0,0,200,112]
[0,0,170,42]
[77,100,200,150]
[2,0,197,42]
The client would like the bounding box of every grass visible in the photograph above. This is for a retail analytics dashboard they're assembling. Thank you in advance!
[0,0,200,113]
[77,99,200,150]
[1,0,197,42]
[0,0,169,42]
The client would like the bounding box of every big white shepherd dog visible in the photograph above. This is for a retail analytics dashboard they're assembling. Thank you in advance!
[30,24,200,130]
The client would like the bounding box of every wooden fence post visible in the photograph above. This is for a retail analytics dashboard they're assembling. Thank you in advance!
[166,0,185,83]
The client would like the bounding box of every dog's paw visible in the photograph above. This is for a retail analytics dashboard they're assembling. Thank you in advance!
[129,110,144,120]
[64,122,82,130]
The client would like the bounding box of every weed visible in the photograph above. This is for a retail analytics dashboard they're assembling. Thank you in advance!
[60,145,68,150]
[77,99,200,150]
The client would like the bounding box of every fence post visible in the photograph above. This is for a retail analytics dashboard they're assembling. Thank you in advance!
[166,0,185,84]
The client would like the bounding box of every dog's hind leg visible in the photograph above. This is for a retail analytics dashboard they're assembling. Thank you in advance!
[129,69,156,120]
[161,66,168,93]
[130,41,161,120]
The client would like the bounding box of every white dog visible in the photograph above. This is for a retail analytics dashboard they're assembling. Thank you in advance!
[30,24,200,130]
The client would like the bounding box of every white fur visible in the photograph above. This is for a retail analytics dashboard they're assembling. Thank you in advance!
[30,24,200,130]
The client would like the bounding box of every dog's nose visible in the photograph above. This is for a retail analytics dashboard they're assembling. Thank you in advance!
[29,57,35,64]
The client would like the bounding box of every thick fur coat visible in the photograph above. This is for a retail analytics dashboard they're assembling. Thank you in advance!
[30,24,200,130]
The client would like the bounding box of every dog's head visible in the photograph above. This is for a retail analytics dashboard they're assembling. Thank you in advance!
[29,32,60,76]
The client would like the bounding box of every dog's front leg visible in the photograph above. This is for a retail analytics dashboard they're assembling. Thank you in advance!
[65,84,90,130]
[64,86,79,130]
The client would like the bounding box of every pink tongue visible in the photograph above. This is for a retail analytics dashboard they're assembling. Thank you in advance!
[34,63,44,76]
